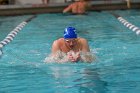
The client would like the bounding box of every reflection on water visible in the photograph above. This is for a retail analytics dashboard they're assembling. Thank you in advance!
[77,68,107,93]
[49,64,107,93]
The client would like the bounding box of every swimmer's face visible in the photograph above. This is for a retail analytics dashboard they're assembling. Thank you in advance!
[64,38,77,48]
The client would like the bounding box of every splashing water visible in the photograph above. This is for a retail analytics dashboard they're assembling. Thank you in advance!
[44,50,96,63]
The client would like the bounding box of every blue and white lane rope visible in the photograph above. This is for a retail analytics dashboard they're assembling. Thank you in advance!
[111,12,140,35]
[0,15,36,57]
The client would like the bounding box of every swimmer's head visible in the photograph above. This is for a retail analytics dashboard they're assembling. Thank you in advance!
[64,27,77,39]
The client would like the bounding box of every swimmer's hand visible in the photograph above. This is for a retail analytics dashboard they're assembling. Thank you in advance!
[67,51,81,62]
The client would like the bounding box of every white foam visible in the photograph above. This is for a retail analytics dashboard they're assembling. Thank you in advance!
[44,51,96,63]
[44,51,68,63]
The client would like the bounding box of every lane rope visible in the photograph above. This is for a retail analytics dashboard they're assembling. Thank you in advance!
[110,12,140,35]
[0,15,37,57]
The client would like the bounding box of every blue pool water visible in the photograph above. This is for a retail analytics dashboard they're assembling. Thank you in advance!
[0,10,140,93]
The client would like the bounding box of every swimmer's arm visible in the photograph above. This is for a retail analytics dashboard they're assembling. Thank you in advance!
[81,38,90,52]
[51,41,68,63]
[63,4,72,13]
[80,39,93,62]
[51,40,60,56]
[52,41,80,63]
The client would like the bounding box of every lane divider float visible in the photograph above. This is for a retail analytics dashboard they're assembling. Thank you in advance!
[0,15,37,57]
[110,12,140,35]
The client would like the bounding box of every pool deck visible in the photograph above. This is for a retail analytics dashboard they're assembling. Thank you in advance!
[0,1,140,16]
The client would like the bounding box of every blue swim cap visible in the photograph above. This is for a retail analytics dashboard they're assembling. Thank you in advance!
[64,27,77,39]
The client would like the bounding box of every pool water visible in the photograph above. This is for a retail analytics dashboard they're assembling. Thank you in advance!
[0,9,140,93]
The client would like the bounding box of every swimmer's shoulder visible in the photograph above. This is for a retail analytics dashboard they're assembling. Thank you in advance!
[78,37,87,41]
[52,38,64,49]
[77,37,88,45]
[54,38,64,44]
[57,38,64,41]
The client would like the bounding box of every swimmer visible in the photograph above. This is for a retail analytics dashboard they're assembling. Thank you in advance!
[63,0,91,14]
[47,26,95,63]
